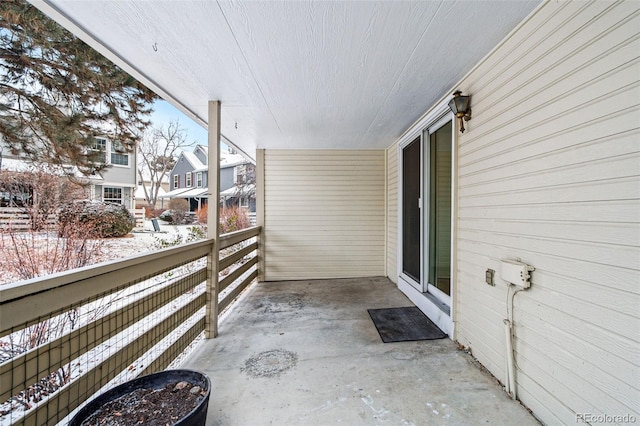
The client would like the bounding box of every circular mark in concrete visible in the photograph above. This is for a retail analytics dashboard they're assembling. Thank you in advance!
[256,294,305,314]
[391,351,416,360]
[242,349,298,378]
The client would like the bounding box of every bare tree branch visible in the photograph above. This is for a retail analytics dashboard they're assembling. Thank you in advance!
[137,120,193,209]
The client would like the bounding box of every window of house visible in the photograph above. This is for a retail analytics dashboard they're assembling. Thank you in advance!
[196,172,203,187]
[0,184,31,207]
[103,187,123,204]
[173,175,179,189]
[92,138,107,163]
[110,140,129,166]
[185,172,192,187]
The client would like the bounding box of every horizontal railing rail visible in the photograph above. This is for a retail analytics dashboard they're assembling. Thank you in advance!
[0,239,213,335]
[0,225,260,426]
[218,227,260,314]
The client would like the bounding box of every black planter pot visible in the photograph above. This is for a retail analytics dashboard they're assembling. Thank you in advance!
[69,369,211,426]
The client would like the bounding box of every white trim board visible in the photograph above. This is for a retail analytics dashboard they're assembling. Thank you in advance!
[399,276,453,338]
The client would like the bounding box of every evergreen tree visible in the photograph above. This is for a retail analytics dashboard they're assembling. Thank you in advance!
[0,0,157,175]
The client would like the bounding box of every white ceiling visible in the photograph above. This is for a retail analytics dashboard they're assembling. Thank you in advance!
[32,0,540,160]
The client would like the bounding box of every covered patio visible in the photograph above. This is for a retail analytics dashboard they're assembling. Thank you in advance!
[184,277,538,425]
[1,1,637,424]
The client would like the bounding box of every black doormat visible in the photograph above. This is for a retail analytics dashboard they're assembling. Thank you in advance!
[367,306,447,343]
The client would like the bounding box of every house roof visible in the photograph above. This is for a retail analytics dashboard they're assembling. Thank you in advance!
[220,153,248,169]
[179,188,209,198]
[220,184,255,198]
[138,170,170,184]
[170,146,249,176]
[195,145,207,157]
[34,1,541,160]
[160,187,208,199]
[0,158,33,173]
[134,185,167,199]
[181,151,205,170]
[159,187,192,199]
[0,157,103,181]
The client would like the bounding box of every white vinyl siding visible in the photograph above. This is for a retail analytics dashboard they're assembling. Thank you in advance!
[451,1,639,424]
[264,150,385,281]
[386,145,398,284]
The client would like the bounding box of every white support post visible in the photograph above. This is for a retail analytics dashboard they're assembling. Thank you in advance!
[256,149,265,282]
[205,100,221,338]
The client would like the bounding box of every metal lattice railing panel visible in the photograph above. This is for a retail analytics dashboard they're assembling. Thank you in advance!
[0,240,213,425]
[0,226,261,426]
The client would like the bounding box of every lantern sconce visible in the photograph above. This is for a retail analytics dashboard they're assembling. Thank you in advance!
[448,90,472,133]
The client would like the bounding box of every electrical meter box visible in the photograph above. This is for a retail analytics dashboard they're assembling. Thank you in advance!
[500,259,535,288]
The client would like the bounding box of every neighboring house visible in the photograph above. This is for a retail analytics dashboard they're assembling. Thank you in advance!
[164,145,255,212]
[220,158,256,212]
[163,145,209,211]
[88,136,137,208]
[0,136,137,208]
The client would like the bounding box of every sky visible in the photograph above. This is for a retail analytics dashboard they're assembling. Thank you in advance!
[148,100,229,153]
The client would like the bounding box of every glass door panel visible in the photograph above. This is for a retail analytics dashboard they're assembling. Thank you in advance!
[402,137,421,283]
[427,121,452,296]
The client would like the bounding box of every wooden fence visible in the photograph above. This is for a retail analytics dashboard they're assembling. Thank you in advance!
[131,207,146,230]
[0,207,57,231]
[0,207,146,231]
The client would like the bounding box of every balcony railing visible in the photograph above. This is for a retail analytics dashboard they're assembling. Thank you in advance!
[0,226,260,426]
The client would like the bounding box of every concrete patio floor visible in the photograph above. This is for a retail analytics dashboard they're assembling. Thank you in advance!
[183,277,540,425]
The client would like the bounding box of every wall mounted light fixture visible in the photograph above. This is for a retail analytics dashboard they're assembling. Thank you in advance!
[448,90,472,133]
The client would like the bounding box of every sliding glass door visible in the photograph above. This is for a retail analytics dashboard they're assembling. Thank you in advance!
[400,116,453,306]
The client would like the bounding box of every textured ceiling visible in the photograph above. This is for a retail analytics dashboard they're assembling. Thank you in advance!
[32,0,540,160]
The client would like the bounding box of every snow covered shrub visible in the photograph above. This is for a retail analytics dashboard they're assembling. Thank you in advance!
[59,201,135,238]
[152,225,206,249]
[219,206,250,234]
[166,198,189,224]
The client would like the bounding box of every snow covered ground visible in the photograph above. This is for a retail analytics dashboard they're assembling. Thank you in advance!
[102,220,204,258]
[0,220,204,285]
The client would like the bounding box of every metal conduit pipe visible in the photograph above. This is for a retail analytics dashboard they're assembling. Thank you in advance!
[503,318,516,400]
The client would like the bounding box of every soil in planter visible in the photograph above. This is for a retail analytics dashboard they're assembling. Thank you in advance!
[81,381,206,426]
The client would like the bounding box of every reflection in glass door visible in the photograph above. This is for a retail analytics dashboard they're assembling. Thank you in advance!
[402,137,421,284]
[427,121,452,297]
